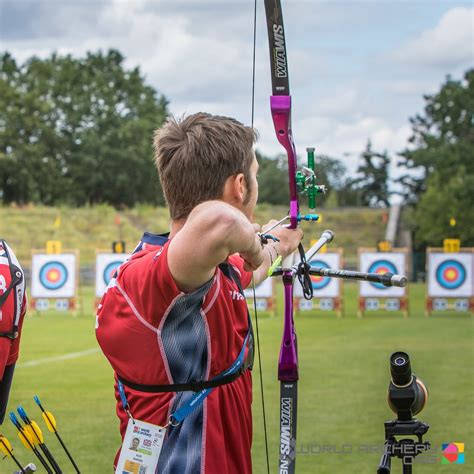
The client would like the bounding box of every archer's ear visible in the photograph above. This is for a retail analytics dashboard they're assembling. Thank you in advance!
[223,173,246,205]
[235,173,246,201]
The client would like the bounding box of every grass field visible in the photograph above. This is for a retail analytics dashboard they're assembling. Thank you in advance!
[2,283,473,474]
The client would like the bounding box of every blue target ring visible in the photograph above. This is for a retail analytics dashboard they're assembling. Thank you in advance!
[39,261,68,290]
[368,260,398,290]
[436,260,466,290]
[310,260,331,290]
[103,261,123,286]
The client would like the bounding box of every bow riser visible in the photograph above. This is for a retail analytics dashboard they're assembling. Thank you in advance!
[270,96,299,229]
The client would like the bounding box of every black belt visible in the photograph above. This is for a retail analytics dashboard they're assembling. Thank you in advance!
[117,363,249,394]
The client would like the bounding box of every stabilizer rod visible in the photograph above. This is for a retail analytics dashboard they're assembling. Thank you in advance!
[309,268,408,287]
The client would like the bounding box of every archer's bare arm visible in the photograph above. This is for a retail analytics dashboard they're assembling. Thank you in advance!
[168,201,264,292]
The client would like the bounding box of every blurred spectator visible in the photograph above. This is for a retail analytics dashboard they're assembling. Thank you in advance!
[0,240,27,423]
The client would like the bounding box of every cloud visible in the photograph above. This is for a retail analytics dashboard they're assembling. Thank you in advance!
[393,6,473,68]
[383,79,433,96]
[254,113,411,176]
[1,0,469,184]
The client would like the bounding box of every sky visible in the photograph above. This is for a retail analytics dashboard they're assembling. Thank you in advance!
[1,0,473,179]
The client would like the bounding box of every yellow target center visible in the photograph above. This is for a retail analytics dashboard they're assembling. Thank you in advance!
[49,270,60,282]
[446,269,456,281]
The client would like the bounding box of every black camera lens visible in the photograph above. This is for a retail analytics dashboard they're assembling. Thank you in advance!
[390,351,412,386]
[394,356,406,366]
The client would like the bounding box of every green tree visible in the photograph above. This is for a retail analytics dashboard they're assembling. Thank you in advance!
[397,69,474,246]
[350,140,391,207]
[0,50,168,206]
[336,177,364,207]
[256,152,289,205]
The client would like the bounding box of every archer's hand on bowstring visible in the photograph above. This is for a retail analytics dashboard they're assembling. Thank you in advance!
[262,219,303,258]
[252,220,304,285]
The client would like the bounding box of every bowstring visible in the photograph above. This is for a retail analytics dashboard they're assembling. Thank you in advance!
[251,0,270,472]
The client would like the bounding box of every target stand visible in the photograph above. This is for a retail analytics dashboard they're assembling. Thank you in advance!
[425,247,473,316]
[358,247,409,318]
[30,249,79,313]
[94,250,128,308]
[294,248,344,317]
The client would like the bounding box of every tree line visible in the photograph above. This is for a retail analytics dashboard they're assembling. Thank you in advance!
[0,50,472,247]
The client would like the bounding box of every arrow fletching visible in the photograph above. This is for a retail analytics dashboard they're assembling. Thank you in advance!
[26,421,44,444]
[0,435,13,456]
[34,394,81,473]
[42,411,57,433]
[18,428,34,450]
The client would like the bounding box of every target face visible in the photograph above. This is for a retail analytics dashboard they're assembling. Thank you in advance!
[39,261,68,290]
[31,253,77,298]
[435,260,466,290]
[310,260,331,290]
[427,252,473,298]
[359,252,406,298]
[294,252,341,298]
[367,260,398,290]
[95,253,128,297]
[103,261,123,286]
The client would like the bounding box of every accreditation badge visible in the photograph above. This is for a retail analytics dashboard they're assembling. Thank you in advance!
[115,418,165,473]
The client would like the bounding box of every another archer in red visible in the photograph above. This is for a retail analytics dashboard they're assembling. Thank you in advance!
[0,240,27,425]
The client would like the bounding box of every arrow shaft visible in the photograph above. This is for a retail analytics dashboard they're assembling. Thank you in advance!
[11,455,26,473]
[53,431,80,473]
[32,447,53,474]
[0,438,25,473]
[38,442,62,474]
[10,415,53,474]
[35,400,80,473]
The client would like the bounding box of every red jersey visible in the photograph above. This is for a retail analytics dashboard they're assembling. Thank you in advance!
[96,233,254,474]
[0,240,26,379]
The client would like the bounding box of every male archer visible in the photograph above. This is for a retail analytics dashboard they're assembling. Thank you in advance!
[96,113,303,473]
[0,240,27,424]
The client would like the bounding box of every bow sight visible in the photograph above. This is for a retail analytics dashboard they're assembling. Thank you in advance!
[268,149,409,292]
[295,147,326,210]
